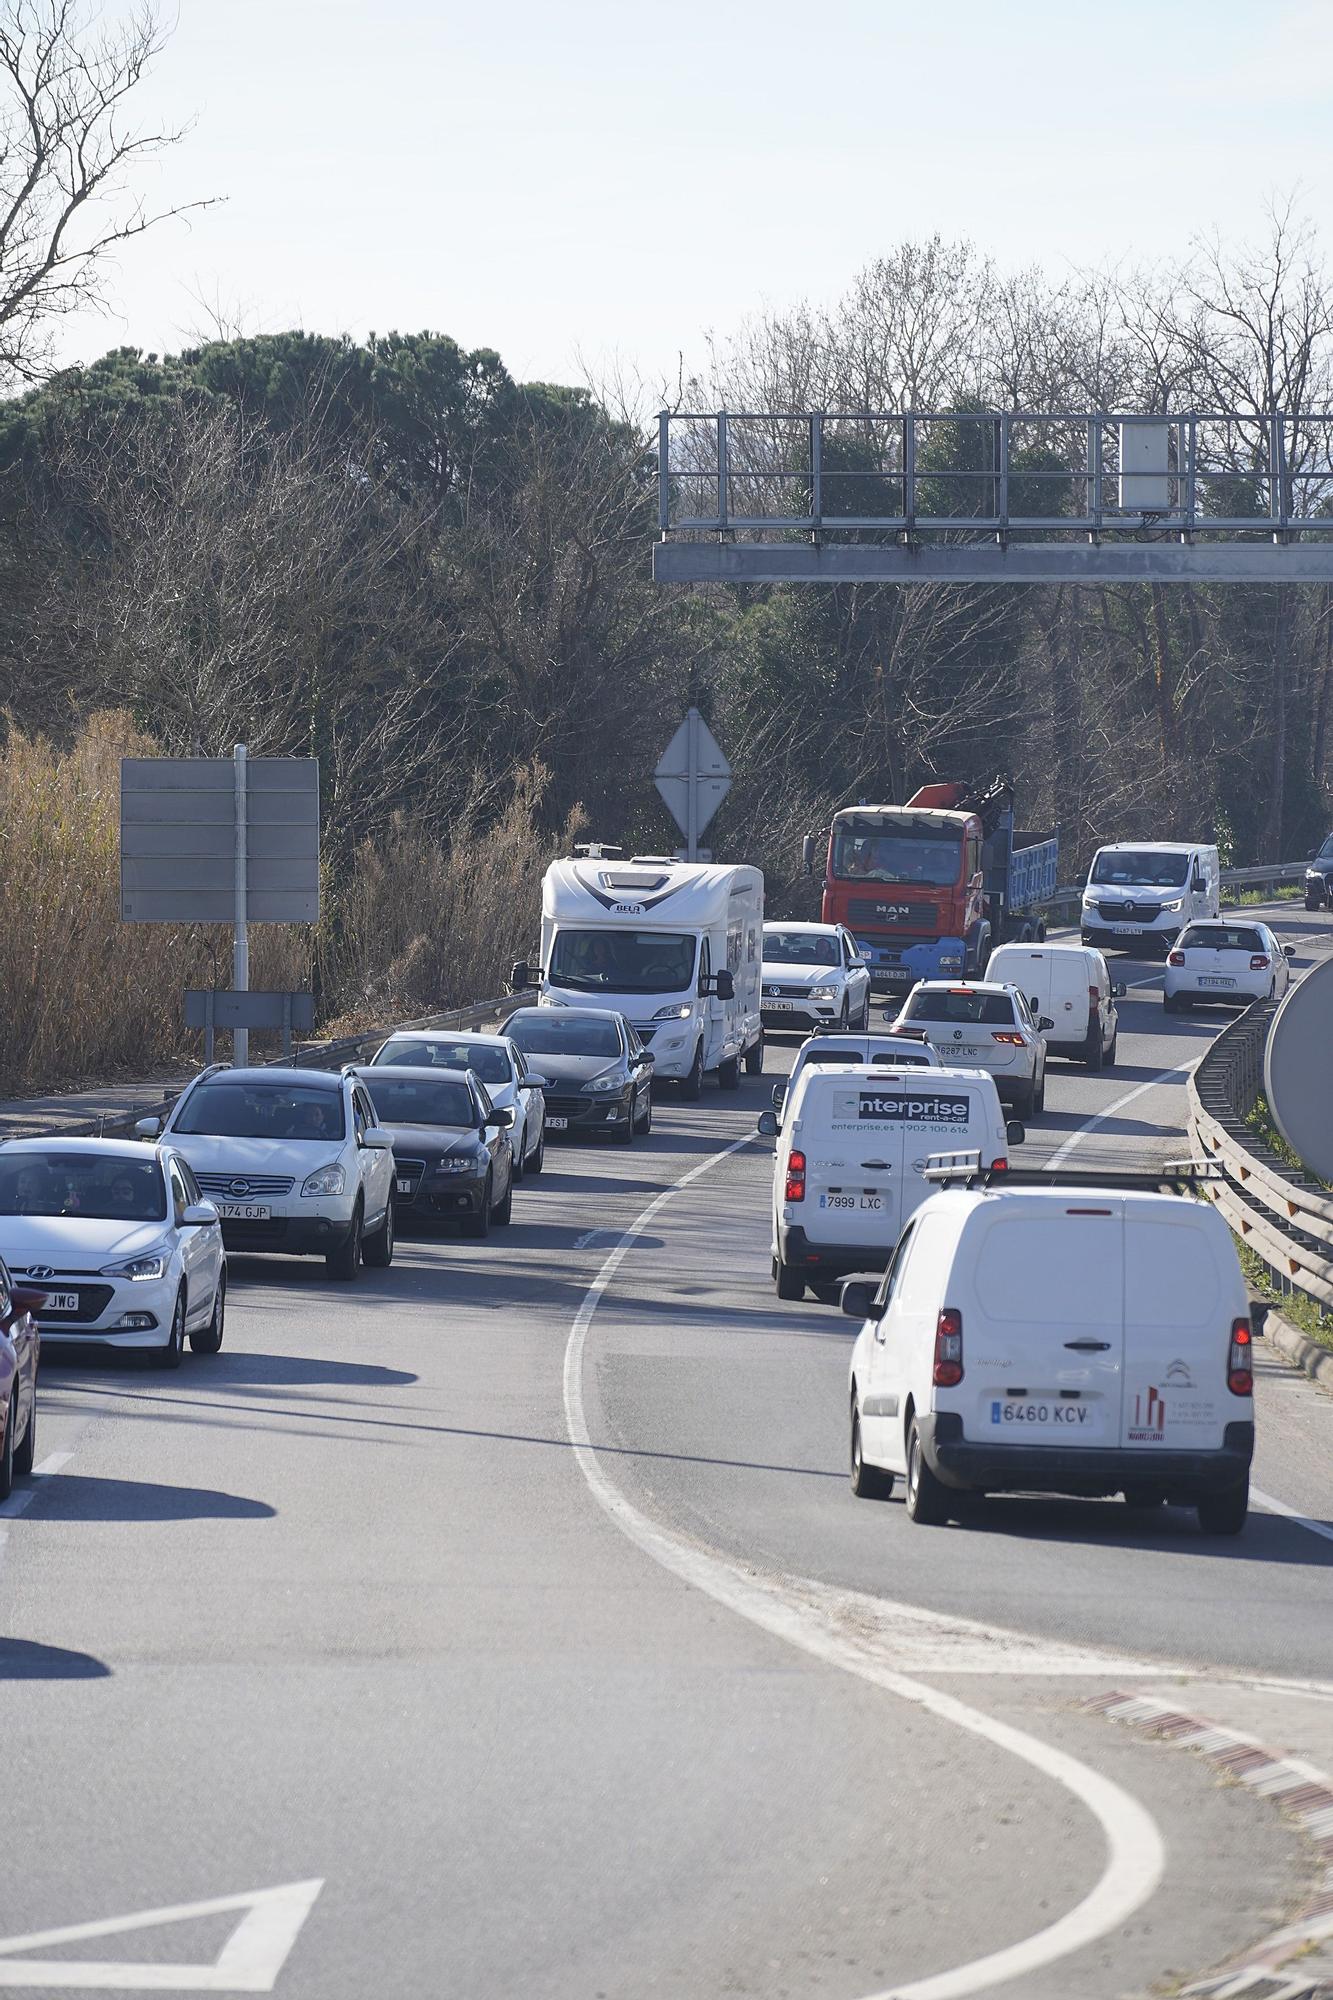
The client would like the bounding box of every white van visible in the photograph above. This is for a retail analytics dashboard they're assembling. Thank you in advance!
[845,1178,1257,1534]
[512,851,763,1098]
[986,941,1124,1069]
[1081,841,1220,955]
[771,1029,942,1126]
[756,1065,1021,1300]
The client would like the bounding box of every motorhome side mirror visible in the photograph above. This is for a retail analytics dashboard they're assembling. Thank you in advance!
[134,1115,162,1140]
[840,1280,878,1320]
[509,960,530,992]
[1006,1119,1027,1147]
[1112,981,1127,999]
[714,969,735,1001]
[1038,1016,1055,1032]
[801,834,816,876]
[756,1110,779,1138]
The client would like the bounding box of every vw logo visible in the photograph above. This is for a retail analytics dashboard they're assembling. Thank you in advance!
[765,986,779,997]
[952,1029,963,1040]
[27,1265,55,1282]
[228,1178,253,1197]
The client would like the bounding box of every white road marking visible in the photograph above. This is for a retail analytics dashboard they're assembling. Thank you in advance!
[1044,1063,1195,1168]
[0,1879,322,1991]
[1252,1485,1333,1546]
[33,1451,72,1476]
[563,1137,1166,2000]
[0,1451,74,1521]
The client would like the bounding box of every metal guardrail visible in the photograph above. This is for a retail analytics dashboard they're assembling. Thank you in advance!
[1039,861,1307,925]
[1189,998,1333,1314]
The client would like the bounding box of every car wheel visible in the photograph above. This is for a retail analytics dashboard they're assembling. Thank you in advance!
[527,1131,545,1175]
[860,996,872,1029]
[190,1273,226,1354]
[717,1054,741,1090]
[1033,1064,1046,1113]
[1082,1020,1104,1070]
[678,1043,704,1101]
[492,1168,514,1224]
[1306,890,1322,911]
[905,1417,948,1525]
[744,1035,764,1075]
[633,1089,652,1136]
[157,1286,186,1369]
[774,1258,805,1301]
[0,1393,13,1502]
[838,998,850,1030]
[1009,1079,1035,1119]
[14,1383,35,1475]
[850,1406,895,1500]
[511,1132,525,1183]
[364,1197,395,1267]
[327,1203,364,1280]
[1197,1478,1249,1536]
[463,1176,492,1240]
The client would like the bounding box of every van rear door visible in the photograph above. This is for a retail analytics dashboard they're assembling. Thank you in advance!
[800,1077,907,1254]
[897,1081,994,1231]
[1121,1207,1229,1451]
[959,1201,1124,1446]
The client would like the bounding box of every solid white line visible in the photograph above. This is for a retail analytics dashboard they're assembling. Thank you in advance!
[1044,1063,1194,1168]
[33,1451,72,1476]
[1252,1485,1333,1546]
[562,1138,1166,2000]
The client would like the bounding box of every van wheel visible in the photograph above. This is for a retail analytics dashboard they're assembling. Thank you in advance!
[744,1035,764,1075]
[774,1259,805,1301]
[717,1054,741,1090]
[678,1043,704,1101]
[1082,1021,1105,1070]
[905,1418,948,1524]
[850,1408,895,1500]
[1105,1029,1118,1067]
[1197,1478,1249,1536]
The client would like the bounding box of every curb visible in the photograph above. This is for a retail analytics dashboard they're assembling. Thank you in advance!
[1265,1310,1333,1398]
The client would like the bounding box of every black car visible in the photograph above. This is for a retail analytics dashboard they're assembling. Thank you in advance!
[1305,833,1333,910]
[353,1067,514,1239]
[503,1008,653,1144]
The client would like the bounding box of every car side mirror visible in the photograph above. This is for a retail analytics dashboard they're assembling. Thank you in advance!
[1112,981,1127,999]
[181,1200,220,1227]
[361,1126,393,1150]
[10,1285,47,1317]
[134,1115,162,1139]
[801,834,816,876]
[1284,945,1296,960]
[523,1074,551,1090]
[756,1110,779,1138]
[489,1107,515,1129]
[1005,1120,1026,1146]
[510,960,531,992]
[840,1279,878,1320]
[1029,995,1041,1015]
[1038,1016,1055,1032]
[712,969,735,1001]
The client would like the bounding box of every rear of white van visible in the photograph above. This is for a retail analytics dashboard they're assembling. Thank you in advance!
[987,943,1116,1063]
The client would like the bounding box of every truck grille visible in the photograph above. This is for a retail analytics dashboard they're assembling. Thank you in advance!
[1096,901,1158,923]
[848,897,937,926]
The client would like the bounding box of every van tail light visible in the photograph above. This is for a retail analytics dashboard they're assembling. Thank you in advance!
[1249,954,1270,971]
[1088,983,1101,1014]
[1227,1317,1254,1396]
[785,1150,807,1203]
[1168,950,1185,965]
[991,1031,1025,1045]
[988,1157,1008,1174]
[933,1308,964,1388]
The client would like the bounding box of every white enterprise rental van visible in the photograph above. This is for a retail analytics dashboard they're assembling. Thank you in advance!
[987,941,1125,1069]
[1081,841,1220,954]
[844,1178,1257,1534]
[511,849,763,1098]
[757,1064,1022,1300]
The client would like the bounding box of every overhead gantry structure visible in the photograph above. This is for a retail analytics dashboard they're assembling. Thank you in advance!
[652,409,1333,583]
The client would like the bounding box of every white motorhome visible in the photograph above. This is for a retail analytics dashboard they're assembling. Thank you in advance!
[512,851,763,1097]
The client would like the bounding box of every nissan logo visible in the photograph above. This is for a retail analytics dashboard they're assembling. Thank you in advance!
[228,1179,253,1197]
[28,1265,55,1281]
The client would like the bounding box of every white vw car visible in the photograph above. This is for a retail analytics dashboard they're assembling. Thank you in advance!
[761,923,872,1033]
[0,1137,225,1367]
[368,1031,547,1177]
[144,1067,395,1279]
[890,980,1049,1116]
[1163,919,1296,1011]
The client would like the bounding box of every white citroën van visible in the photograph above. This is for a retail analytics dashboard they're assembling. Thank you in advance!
[757,1065,1022,1301]
[986,941,1125,1069]
[845,1173,1258,1535]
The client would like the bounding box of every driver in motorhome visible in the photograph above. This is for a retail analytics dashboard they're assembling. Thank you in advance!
[582,934,616,984]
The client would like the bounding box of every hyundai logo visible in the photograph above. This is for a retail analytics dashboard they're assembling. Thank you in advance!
[27,1265,55,1282]
[228,1179,253,1197]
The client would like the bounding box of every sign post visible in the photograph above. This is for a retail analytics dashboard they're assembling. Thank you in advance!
[233,745,250,1066]
[654,707,731,860]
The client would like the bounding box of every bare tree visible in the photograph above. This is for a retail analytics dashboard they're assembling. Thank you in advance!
[0,0,210,384]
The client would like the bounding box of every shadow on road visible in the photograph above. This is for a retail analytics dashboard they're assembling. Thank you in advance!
[953,1495,1333,1564]
[0,1637,111,1679]
[25,1474,276,1523]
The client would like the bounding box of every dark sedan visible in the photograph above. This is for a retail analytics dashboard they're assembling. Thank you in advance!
[504,1008,653,1145]
[354,1068,514,1239]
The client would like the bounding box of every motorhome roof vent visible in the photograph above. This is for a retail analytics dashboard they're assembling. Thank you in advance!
[604,872,669,892]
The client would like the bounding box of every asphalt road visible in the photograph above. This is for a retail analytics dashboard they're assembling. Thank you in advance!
[4,898,1333,2000]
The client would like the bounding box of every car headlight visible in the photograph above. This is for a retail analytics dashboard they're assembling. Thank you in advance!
[100,1247,170,1281]
[652,1002,693,1021]
[582,1075,626,1095]
[1158,898,1183,912]
[428,1156,478,1177]
[301,1162,346,1197]
[810,984,840,1001]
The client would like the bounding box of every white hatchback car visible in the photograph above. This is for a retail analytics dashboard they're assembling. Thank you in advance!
[761,923,872,1033]
[0,1137,225,1366]
[146,1067,395,1279]
[369,1031,547,1177]
[890,981,1049,1116]
[1163,920,1295,1011]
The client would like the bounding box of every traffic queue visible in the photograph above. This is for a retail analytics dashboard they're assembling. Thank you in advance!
[0,839,1286,1531]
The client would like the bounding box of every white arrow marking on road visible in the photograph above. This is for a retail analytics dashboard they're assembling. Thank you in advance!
[0,1879,323,1990]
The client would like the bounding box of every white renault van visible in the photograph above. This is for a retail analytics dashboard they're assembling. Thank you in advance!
[987,942,1124,1069]
[844,1176,1257,1534]
[756,1065,1022,1301]
[1081,841,1220,954]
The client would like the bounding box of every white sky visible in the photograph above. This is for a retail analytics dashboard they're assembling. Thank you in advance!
[50,0,1333,403]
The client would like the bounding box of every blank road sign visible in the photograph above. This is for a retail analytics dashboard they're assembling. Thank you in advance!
[120,758,320,923]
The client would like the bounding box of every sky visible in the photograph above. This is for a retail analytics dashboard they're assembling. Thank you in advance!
[41,0,1333,406]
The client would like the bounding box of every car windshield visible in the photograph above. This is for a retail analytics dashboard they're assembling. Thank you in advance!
[0,1153,167,1221]
[1317,835,1333,861]
[902,989,1017,1026]
[360,1077,475,1127]
[506,1014,623,1058]
[173,1082,347,1141]
[831,830,960,886]
[764,931,840,966]
[1090,849,1191,887]
[801,1045,931,1071]
[375,1039,510,1084]
[1180,926,1264,953]
[547,929,697,994]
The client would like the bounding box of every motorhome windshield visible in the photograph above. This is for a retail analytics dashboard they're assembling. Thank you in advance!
[831,829,959,886]
[548,929,697,994]
[1090,849,1191,888]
